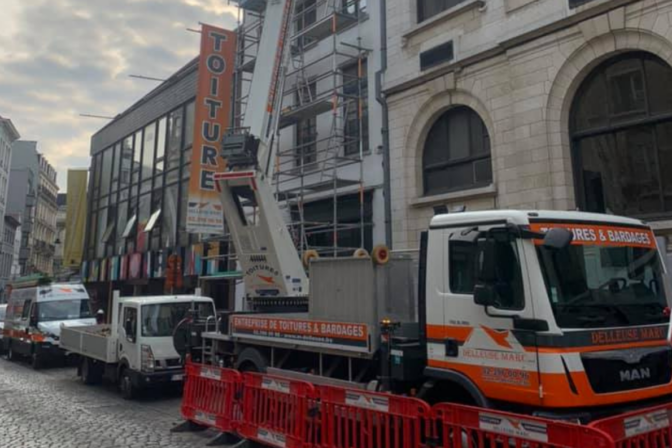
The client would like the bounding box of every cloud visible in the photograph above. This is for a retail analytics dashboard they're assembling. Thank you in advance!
[0,0,237,190]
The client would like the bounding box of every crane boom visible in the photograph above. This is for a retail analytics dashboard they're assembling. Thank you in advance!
[215,0,308,298]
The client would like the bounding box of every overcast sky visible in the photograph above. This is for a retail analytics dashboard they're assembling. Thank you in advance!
[0,0,238,191]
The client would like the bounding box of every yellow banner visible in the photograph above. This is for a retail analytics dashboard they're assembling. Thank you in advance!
[64,169,88,268]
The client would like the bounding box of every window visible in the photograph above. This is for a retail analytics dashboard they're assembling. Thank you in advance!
[142,302,215,337]
[167,108,183,170]
[343,0,366,16]
[100,148,113,197]
[21,299,32,319]
[141,123,156,194]
[155,117,167,180]
[111,143,121,193]
[162,184,179,247]
[123,307,137,341]
[292,192,373,252]
[295,81,317,168]
[132,130,142,186]
[184,101,195,150]
[296,0,317,33]
[343,60,369,156]
[569,0,598,8]
[422,106,492,195]
[449,237,525,310]
[417,0,467,23]
[571,53,672,219]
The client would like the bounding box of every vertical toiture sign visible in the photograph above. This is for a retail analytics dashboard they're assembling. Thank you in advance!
[187,24,236,234]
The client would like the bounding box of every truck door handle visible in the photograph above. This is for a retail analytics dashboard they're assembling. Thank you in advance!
[119,344,123,351]
[444,339,459,358]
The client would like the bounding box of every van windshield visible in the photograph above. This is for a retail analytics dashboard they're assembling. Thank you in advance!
[37,299,93,322]
[537,243,668,329]
[141,302,215,337]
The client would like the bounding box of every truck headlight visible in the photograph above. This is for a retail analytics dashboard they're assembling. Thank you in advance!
[141,344,155,373]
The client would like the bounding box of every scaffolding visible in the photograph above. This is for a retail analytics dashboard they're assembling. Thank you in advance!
[232,0,370,257]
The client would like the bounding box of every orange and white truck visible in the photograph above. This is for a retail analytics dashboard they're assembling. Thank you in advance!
[197,0,672,421]
[201,209,671,421]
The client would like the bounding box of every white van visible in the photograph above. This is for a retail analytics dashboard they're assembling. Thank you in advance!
[3,282,95,368]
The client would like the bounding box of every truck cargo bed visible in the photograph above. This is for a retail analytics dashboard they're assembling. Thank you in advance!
[60,324,117,363]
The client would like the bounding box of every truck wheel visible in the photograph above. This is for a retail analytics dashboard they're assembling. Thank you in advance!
[31,351,42,370]
[81,358,102,385]
[6,343,15,361]
[235,347,268,373]
[119,368,138,400]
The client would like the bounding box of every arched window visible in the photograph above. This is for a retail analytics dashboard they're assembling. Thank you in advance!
[422,106,492,196]
[571,52,672,219]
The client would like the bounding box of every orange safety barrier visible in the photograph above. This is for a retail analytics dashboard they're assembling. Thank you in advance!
[317,385,431,448]
[238,372,317,448]
[590,404,672,448]
[181,361,242,432]
[432,404,614,448]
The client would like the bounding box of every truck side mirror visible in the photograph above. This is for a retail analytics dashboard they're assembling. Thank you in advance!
[543,228,573,250]
[474,283,498,307]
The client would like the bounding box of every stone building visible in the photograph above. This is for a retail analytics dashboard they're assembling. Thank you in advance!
[32,154,59,275]
[8,141,38,276]
[384,0,672,265]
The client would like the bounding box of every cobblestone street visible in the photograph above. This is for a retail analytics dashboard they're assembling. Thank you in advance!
[0,356,214,447]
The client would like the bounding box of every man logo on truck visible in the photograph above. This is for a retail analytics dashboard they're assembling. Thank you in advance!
[620,368,652,382]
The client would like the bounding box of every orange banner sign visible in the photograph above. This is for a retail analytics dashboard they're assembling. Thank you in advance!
[529,223,656,249]
[187,24,236,234]
[231,315,370,352]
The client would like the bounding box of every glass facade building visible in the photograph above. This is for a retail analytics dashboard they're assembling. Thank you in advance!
[83,59,233,310]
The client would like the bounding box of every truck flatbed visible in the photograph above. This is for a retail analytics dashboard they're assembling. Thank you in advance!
[60,324,117,363]
[226,313,373,355]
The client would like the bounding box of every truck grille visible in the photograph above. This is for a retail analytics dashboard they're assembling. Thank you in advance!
[582,347,672,394]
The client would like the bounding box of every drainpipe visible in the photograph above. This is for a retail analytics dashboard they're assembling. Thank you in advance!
[375,0,392,249]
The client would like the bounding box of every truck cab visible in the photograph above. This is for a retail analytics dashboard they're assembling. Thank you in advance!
[423,210,671,418]
[118,297,215,376]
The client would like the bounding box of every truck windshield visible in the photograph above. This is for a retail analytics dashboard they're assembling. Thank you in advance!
[537,244,668,329]
[37,299,92,322]
[141,302,215,337]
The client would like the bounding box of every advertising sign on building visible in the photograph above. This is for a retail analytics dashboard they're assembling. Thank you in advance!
[64,169,88,268]
[187,24,236,234]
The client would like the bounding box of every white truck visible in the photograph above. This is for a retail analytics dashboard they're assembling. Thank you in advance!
[60,293,216,399]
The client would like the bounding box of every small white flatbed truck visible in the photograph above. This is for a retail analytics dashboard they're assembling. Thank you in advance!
[60,292,216,399]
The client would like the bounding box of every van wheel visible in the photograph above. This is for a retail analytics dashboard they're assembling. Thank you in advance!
[31,352,43,370]
[119,368,137,400]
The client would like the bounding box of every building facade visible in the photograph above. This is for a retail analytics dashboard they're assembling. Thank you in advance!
[8,141,38,276]
[54,193,67,278]
[0,215,20,302]
[83,59,231,311]
[384,0,672,265]
[31,154,58,275]
[0,116,19,298]
[236,0,389,255]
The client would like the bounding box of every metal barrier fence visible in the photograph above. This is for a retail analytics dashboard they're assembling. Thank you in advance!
[433,404,614,448]
[180,361,242,432]
[317,385,431,448]
[590,404,672,448]
[238,372,317,448]
[184,360,672,448]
